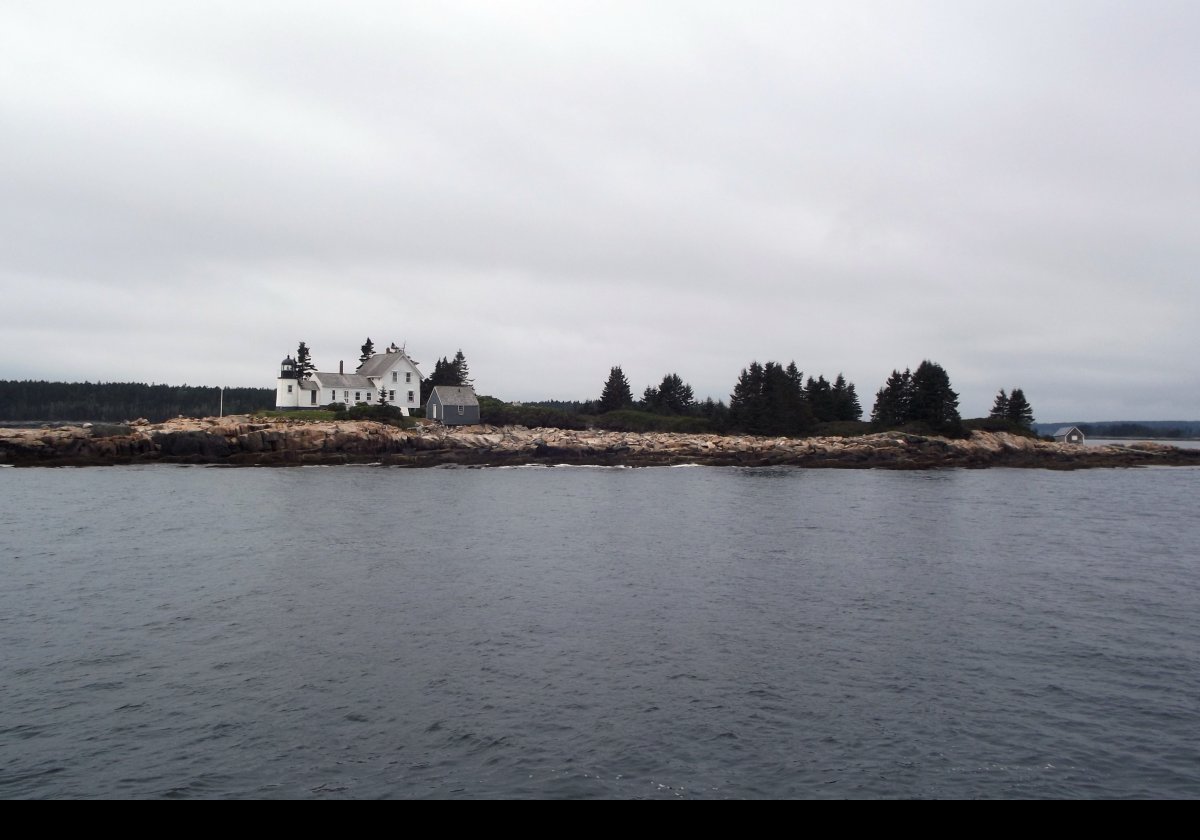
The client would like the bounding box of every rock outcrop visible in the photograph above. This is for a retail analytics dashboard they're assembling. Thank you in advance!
[2,416,1198,469]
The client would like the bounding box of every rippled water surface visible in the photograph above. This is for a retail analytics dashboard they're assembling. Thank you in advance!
[2,465,1199,798]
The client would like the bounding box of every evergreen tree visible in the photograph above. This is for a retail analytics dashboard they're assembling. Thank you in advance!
[1005,388,1035,428]
[697,397,730,432]
[359,337,375,366]
[378,382,389,406]
[451,349,472,386]
[598,366,634,413]
[871,369,912,427]
[730,362,766,433]
[296,342,316,381]
[766,362,812,435]
[989,389,1010,420]
[421,353,472,402]
[908,360,962,435]
[831,374,863,421]
[729,360,814,436]
[654,373,695,415]
[641,385,659,410]
[805,375,835,422]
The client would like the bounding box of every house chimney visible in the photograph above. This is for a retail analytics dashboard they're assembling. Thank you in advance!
[340,360,344,374]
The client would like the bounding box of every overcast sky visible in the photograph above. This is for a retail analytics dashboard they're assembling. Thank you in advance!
[2,1,1196,420]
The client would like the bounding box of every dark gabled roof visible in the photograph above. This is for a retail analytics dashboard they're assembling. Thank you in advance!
[313,372,374,390]
[357,351,423,379]
[430,386,479,406]
[1053,426,1085,437]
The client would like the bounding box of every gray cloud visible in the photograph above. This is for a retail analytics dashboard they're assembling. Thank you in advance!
[2,1,1197,421]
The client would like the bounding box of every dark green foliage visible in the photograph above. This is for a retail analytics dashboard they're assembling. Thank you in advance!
[963,417,1039,437]
[346,403,411,427]
[377,382,389,406]
[729,361,816,436]
[475,397,712,433]
[805,375,834,422]
[871,369,912,428]
[872,362,963,436]
[359,338,375,366]
[598,366,634,413]
[0,380,274,423]
[642,373,695,415]
[255,409,340,421]
[990,387,1033,429]
[452,349,472,386]
[1005,388,1034,428]
[908,361,963,436]
[592,410,710,434]
[327,402,347,414]
[831,374,863,422]
[989,389,1010,420]
[296,342,316,381]
[696,397,730,432]
[478,396,589,430]
[814,420,873,437]
[421,350,473,402]
[806,374,863,423]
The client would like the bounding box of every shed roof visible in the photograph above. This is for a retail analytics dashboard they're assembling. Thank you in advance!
[1053,426,1084,437]
[430,386,479,406]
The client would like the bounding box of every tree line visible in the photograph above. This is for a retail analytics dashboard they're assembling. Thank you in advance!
[504,360,1034,439]
[0,380,273,423]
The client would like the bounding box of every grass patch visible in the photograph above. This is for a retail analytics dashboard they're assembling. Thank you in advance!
[253,409,341,421]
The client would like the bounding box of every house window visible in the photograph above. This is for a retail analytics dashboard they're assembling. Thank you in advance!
[408,391,415,403]
[287,384,293,393]
[406,372,412,383]
[344,391,349,401]
[389,390,396,401]
[311,391,317,405]
[458,405,465,415]
[392,372,398,383]
[355,392,361,402]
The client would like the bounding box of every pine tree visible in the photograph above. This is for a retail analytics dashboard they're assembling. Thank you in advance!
[805,375,835,422]
[909,360,962,435]
[359,337,375,366]
[730,361,814,436]
[654,373,695,415]
[296,342,316,381]
[730,362,766,433]
[831,374,863,421]
[451,350,472,386]
[1005,388,1034,429]
[378,383,389,406]
[871,369,912,427]
[641,385,660,411]
[598,366,634,413]
[989,389,1010,420]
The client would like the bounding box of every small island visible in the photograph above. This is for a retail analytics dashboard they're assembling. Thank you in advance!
[2,416,1198,469]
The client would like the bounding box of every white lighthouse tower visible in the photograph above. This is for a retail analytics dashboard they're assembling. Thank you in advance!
[276,355,300,409]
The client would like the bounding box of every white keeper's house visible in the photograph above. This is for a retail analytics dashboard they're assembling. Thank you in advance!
[276,343,424,415]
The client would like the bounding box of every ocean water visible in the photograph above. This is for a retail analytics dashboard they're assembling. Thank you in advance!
[2,464,1198,799]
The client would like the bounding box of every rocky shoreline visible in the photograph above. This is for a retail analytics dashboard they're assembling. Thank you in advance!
[2,416,1199,469]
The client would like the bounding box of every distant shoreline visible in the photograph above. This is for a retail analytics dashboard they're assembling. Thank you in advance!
[3,417,1200,470]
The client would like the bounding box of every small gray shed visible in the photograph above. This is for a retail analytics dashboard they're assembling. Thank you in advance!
[1053,426,1086,444]
[427,386,480,425]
